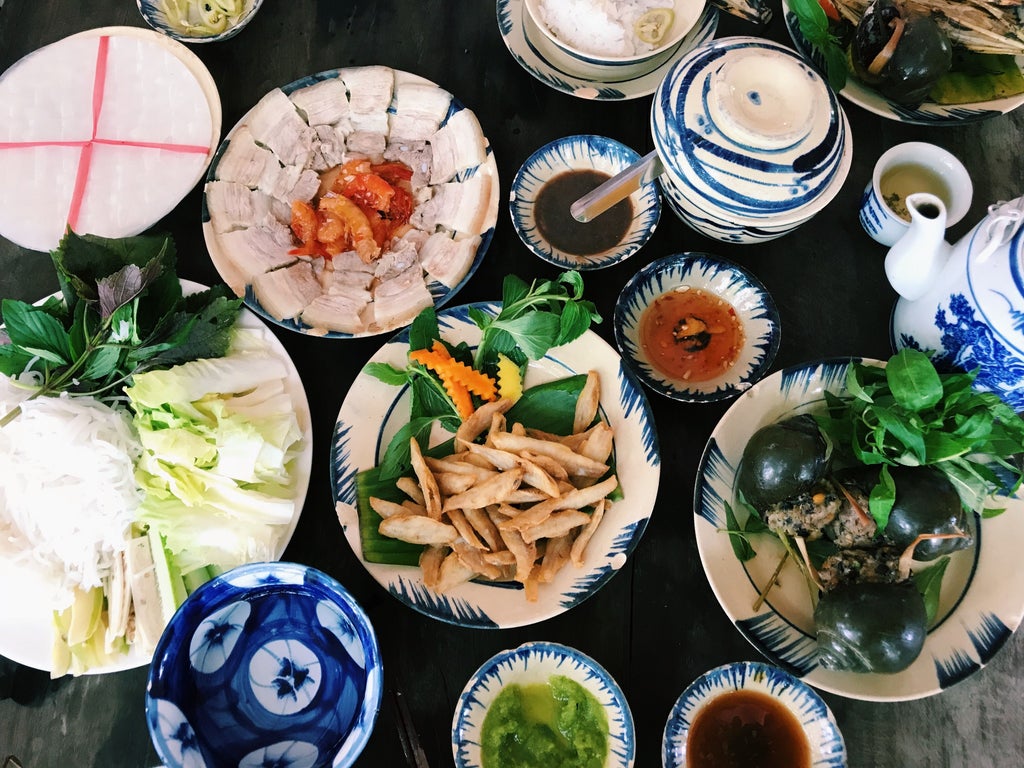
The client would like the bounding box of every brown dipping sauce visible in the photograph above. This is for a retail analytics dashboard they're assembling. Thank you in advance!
[639,286,744,382]
[686,690,811,768]
[534,169,633,257]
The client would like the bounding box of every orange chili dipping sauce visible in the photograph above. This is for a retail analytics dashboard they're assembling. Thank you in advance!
[686,690,810,768]
[639,286,744,382]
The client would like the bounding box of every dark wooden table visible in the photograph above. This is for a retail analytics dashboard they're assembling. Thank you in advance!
[2,2,1023,767]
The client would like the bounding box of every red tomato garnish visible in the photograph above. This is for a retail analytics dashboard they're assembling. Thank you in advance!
[818,0,841,22]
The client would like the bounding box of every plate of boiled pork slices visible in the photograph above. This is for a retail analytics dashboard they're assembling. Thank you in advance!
[202,65,499,338]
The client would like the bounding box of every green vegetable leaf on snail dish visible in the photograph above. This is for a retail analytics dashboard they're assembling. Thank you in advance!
[789,0,849,92]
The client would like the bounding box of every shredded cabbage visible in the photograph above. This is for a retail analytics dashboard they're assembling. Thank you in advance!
[0,378,143,608]
[126,331,303,573]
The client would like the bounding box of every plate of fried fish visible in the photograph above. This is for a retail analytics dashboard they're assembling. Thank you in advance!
[331,302,661,628]
[202,65,499,338]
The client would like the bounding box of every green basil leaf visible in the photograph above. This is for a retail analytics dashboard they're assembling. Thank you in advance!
[724,500,756,562]
[0,342,37,375]
[982,506,1006,519]
[80,345,122,381]
[364,362,410,387]
[377,416,438,481]
[409,371,456,422]
[409,306,440,351]
[492,312,561,360]
[467,305,493,333]
[1,300,72,364]
[875,407,927,463]
[869,464,896,531]
[501,273,531,309]
[886,348,943,411]
[913,556,950,624]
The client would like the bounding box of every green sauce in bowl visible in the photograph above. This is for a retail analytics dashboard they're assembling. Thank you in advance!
[480,674,608,768]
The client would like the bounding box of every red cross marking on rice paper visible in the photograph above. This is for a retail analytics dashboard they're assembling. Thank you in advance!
[0,35,211,233]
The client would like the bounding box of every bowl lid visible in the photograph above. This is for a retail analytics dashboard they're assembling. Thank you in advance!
[651,36,849,220]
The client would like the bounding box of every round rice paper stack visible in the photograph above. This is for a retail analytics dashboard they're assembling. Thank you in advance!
[0,26,221,252]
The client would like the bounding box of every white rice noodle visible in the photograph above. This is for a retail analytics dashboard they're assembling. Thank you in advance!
[0,378,142,608]
[537,0,675,57]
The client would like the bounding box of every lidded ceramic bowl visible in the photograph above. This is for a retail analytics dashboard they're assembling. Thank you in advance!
[651,36,852,242]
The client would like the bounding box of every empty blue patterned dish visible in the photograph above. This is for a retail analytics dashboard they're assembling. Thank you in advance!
[614,253,780,402]
[146,562,383,768]
[651,36,852,243]
[138,0,265,43]
[662,661,847,768]
[453,641,636,768]
[510,135,661,271]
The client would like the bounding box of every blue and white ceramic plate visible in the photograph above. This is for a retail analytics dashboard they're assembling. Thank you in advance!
[614,253,780,401]
[332,302,660,628]
[694,358,1024,701]
[497,0,718,101]
[203,67,498,339]
[510,135,661,270]
[662,661,847,768]
[782,0,1024,125]
[453,641,635,768]
[138,0,264,43]
[146,562,383,768]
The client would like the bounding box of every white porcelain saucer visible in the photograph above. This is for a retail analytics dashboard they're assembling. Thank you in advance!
[496,0,718,101]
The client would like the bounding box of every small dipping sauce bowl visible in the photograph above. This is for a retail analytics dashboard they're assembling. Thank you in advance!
[453,641,636,768]
[146,562,382,768]
[137,0,264,43]
[662,661,847,768]
[858,141,973,246]
[510,134,661,270]
[614,253,780,402]
[652,37,852,243]
[523,0,706,81]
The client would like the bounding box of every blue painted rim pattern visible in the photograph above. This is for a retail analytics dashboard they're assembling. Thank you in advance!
[452,641,636,768]
[692,358,1024,701]
[497,0,719,101]
[662,661,847,768]
[780,0,1023,124]
[651,36,850,224]
[613,252,780,402]
[145,562,383,768]
[203,68,498,339]
[137,0,264,43]
[509,134,661,270]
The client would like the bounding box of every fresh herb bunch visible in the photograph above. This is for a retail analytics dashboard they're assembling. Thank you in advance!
[817,348,1024,529]
[0,231,241,426]
[364,270,601,479]
[789,0,850,92]
[469,271,600,374]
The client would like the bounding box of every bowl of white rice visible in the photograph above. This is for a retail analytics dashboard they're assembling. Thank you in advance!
[524,0,706,77]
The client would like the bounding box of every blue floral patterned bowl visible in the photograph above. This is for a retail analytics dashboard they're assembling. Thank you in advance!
[651,36,852,243]
[138,0,264,44]
[614,252,780,402]
[146,562,382,768]
[509,135,661,270]
[452,641,636,768]
[662,661,847,768]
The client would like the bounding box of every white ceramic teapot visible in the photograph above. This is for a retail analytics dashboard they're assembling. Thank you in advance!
[887,192,1024,411]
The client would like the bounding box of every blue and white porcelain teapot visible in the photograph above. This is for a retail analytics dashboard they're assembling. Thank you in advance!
[887,192,1024,411]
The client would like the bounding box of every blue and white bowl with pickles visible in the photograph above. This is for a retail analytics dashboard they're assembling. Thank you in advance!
[453,641,636,768]
[651,36,852,243]
[510,135,661,270]
[614,253,780,402]
[662,661,847,768]
[145,562,383,768]
[138,0,264,43]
